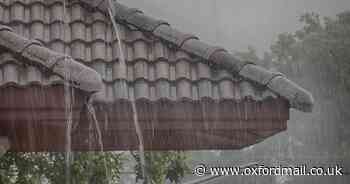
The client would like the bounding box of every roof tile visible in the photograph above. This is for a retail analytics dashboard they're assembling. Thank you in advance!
[30,22,45,41]
[26,65,42,83]
[197,62,211,79]
[10,2,25,22]
[134,60,148,80]
[198,80,212,98]
[134,80,149,99]
[71,22,86,41]
[153,41,168,60]
[91,40,106,61]
[71,41,86,61]
[155,61,169,80]
[176,79,191,99]
[0,0,287,104]
[133,40,148,60]
[113,80,128,99]
[240,81,257,100]
[111,61,125,79]
[91,21,106,40]
[50,2,64,22]
[70,3,85,22]
[155,80,171,99]
[50,22,63,40]
[30,2,44,21]
[91,61,106,80]
[218,80,234,99]
[153,24,197,47]
[3,63,19,84]
[175,59,191,80]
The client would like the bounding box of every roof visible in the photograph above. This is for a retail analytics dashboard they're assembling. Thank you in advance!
[0,0,292,151]
[0,24,102,92]
[88,0,314,112]
[0,0,313,112]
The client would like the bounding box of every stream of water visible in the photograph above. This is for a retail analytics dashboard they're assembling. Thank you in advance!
[64,57,73,184]
[62,1,147,183]
[86,99,104,152]
[62,1,107,183]
[86,99,110,184]
[62,1,73,183]
[108,1,148,183]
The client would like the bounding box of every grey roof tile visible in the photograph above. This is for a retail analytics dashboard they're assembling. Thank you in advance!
[175,60,191,80]
[27,66,42,83]
[153,41,168,60]
[155,80,171,99]
[176,80,192,99]
[10,2,25,22]
[198,80,212,98]
[155,61,169,80]
[71,22,86,41]
[0,0,292,106]
[50,3,64,22]
[0,23,102,92]
[91,21,106,40]
[133,40,148,60]
[30,2,44,22]
[153,24,197,47]
[3,63,19,84]
[71,3,84,21]
[89,0,313,112]
[218,80,234,99]
[197,62,211,79]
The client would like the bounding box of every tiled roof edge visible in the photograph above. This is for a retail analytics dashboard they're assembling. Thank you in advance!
[0,24,103,93]
[80,0,314,112]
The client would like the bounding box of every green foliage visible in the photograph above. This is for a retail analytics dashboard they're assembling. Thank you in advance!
[0,152,123,184]
[132,151,189,184]
[270,11,350,90]
[296,12,323,39]
[270,33,297,63]
[0,151,189,184]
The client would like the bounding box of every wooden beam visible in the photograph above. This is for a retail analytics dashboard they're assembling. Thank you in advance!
[0,86,289,152]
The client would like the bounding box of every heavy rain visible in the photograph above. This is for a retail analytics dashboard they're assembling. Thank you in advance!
[0,0,349,184]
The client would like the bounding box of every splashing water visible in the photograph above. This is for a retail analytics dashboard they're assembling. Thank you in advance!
[108,1,148,183]
[86,99,104,151]
[86,99,111,184]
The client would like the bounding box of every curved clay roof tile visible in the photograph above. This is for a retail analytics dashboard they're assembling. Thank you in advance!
[0,24,103,92]
[80,0,314,112]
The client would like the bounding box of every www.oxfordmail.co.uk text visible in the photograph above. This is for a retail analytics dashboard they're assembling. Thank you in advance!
[193,164,344,177]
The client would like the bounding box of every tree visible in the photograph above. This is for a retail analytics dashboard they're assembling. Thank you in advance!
[270,33,297,64]
[132,151,189,184]
[0,151,189,184]
[269,11,350,170]
[0,152,123,184]
[271,11,350,90]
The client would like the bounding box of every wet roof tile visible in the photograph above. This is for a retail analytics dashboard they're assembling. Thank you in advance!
[0,0,279,102]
